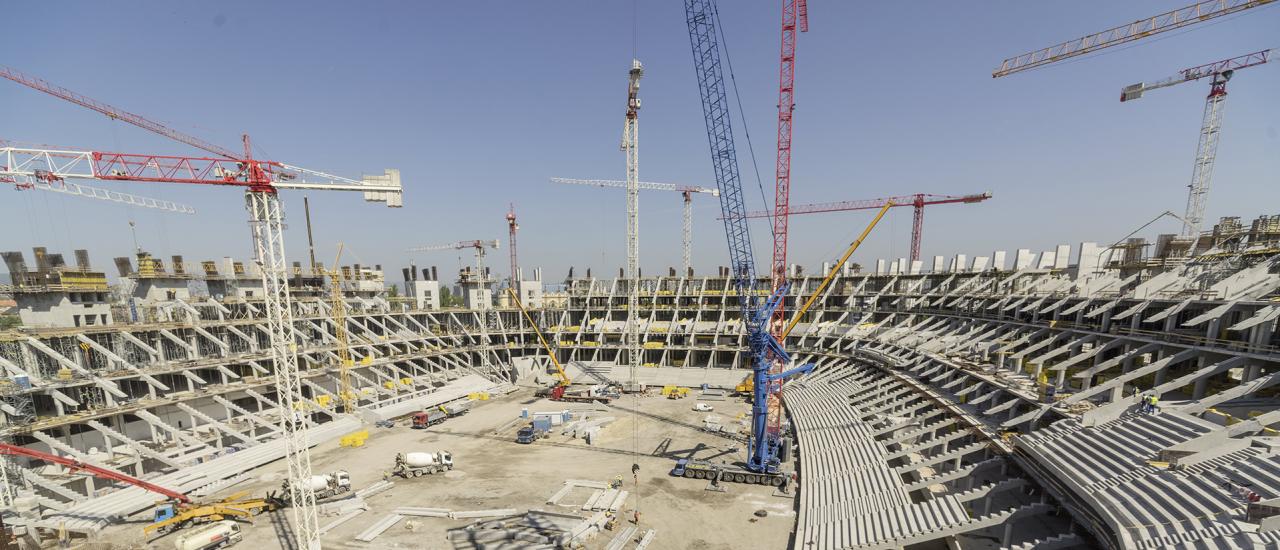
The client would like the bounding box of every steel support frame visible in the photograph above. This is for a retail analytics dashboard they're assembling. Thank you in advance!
[1183,78,1228,236]
[245,190,320,550]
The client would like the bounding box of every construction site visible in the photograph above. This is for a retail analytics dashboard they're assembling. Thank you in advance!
[2,2,1280,550]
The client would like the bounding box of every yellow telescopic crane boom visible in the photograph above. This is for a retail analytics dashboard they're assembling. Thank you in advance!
[782,201,894,339]
[506,288,570,387]
[327,244,357,413]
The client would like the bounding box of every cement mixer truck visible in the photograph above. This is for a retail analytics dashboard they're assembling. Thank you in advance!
[281,470,351,501]
[172,521,242,550]
[392,451,454,478]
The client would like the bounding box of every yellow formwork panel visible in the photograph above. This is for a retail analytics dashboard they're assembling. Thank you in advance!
[339,429,369,448]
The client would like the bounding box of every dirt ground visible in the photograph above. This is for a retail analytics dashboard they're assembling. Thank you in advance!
[106,387,798,549]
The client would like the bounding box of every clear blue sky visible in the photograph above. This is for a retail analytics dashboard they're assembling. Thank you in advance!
[3,1,1278,283]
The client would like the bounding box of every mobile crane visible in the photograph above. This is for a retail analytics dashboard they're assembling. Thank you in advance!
[680,1,892,487]
[0,443,280,539]
[506,288,617,404]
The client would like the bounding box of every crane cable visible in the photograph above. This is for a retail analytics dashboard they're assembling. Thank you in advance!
[627,0,644,526]
[712,1,775,242]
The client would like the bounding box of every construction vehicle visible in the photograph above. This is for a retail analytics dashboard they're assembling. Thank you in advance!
[412,400,472,428]
[733,374,752,396]
[672,458,789,488]
[171,521,242,550]
[662,386,689,399]
[516,421,551,444]
[442,400,471,417]
[507,287,618,403]
[148,492,281,537]
[281,471,351,502]
[682,1,891,484]
[0,442,280,539]
[537,383,618,403]
[392,451,454,477]
[3,67,404,550]
[412,409,448,428]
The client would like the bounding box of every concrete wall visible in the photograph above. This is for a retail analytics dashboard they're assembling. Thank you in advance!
[16,292,113,328]
[409,280,441,311]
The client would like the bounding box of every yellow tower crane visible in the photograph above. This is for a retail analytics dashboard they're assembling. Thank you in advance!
[327,244,356,413]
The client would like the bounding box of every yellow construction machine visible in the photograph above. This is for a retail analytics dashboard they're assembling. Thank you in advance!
[146,491,283,537]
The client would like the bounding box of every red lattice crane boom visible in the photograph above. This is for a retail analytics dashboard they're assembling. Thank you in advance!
[0,442,189,503]
[732,192,992,262]
[0,66,239,159]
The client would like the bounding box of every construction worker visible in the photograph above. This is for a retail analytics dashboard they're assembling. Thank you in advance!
[1149,393,1160,415]
[612,475,624,489]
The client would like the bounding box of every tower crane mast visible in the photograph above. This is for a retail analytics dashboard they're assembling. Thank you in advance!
[4,69,403,550]
[770,0,807,330]
[506,204,519,288]
[1120,49,1270,237]
[622,60,644,390]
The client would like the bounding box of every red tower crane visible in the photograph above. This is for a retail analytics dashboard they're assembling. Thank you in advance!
[733,192,992,262]
[506,204,519,288]
[2,65,401,550]
[770,0,808,328]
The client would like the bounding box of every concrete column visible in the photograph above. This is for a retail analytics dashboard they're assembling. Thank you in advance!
[1153,349,1171,387]
[1192,357,1211,399]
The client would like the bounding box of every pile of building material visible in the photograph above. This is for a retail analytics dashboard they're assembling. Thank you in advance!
[579,488,628,513]
[560,415,616,443]
[699,389,727,401]
[355,479,395,499]
[377,506,525,522]
[632,526,655,547]
[354,513,404,542]
[319,508,367,536]
[604,525,638,550]
[318,495,367,517]
[636,528,658,549]
[562,510,614,547]
[446,509,582,550]
[546,479,608,506]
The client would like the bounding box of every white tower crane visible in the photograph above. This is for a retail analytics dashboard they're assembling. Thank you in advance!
[621,60,644,389]
[406,240,505,380]
[1121,49,1270,238]
[3,161,197,214]
[549,177,719,277]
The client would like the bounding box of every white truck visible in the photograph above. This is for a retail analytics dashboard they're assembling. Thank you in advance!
[392,451,454,478]
[173,521,241,550]
[282,470,351,501]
